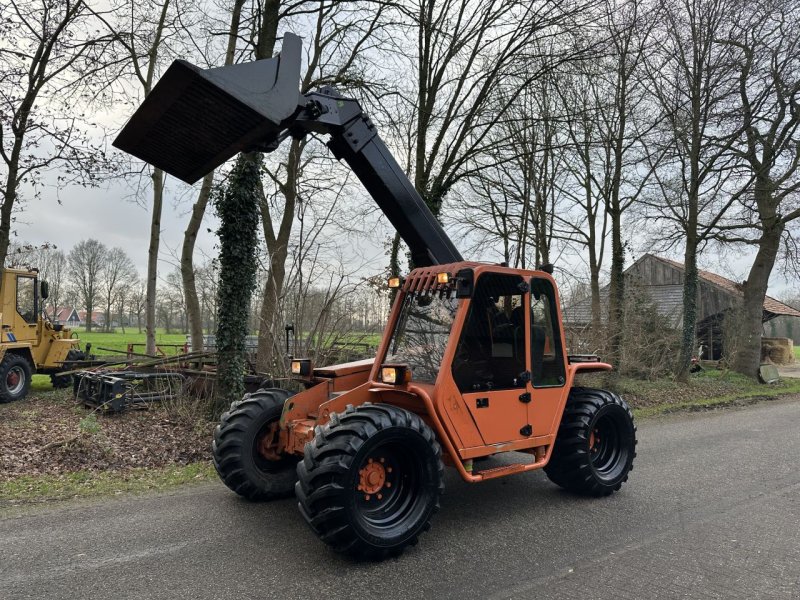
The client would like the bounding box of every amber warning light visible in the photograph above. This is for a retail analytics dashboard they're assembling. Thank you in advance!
[291,359,312,376]
[436,272,450,284]
[381,365,411,385]
[388,276,402,288]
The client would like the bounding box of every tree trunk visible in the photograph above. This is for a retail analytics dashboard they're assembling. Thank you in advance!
[250,0,281,372]
[589,261,601,334]
[181,0,243,353]
[212,154,261,417]
[676,231,699,382]
[182,174,212,352]
[86,301,93,332]
[146,168,164,354]
[255,203,289,371]
[732,212,784,377]
[105,298,112,332]
[0,181,16,270]
[606,208,624,368]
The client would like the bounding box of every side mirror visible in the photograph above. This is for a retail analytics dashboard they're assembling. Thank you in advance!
[40,280,49,300]
[455,268,474,298]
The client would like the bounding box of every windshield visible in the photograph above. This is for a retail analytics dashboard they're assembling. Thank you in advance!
[384,291,460,383]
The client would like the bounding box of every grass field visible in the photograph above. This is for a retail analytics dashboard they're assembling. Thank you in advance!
[795,345,800,360]
[71,328,188,355]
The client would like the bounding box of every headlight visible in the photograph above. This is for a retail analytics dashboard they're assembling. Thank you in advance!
[290,359,312,376]
[381,365,410,385]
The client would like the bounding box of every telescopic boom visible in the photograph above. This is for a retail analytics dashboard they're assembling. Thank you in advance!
[113,33,462,267]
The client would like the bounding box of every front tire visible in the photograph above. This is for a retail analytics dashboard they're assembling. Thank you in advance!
[50,349,85,389]
[212,388,297,501]
[544,387,636,496]
[0,354,32,403]
[296,403,444,559]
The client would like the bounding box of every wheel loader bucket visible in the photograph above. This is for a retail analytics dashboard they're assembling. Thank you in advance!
[113,33,303,184]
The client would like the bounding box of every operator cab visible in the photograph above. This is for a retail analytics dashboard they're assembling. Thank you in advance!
[379,263,568,447]
[383,265,566,391]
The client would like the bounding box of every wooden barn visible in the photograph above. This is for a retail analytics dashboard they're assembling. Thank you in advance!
[563,253,800,359]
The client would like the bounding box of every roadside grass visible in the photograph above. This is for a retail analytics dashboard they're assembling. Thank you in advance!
[795,346,800,360]
[31,374,54,392]
[0,462,215,509]
[5,360,800,509]
[576,368,800,418]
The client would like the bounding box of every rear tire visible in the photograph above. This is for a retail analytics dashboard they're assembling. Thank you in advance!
[544,387,636,497]
[50,349,85,389]
[212,388,297,501]
[296,403,444,559]
[0,354,32,403]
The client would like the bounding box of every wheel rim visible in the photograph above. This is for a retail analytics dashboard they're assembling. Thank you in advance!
[589,412,628,479]
[352,437,426,536]
[6,366,25,395]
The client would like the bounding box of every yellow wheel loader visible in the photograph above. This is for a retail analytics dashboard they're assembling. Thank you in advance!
[0,267,83,403]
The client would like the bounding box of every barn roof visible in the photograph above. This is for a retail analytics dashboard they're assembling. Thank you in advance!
[563,254,800,326]
[657,256,800,319]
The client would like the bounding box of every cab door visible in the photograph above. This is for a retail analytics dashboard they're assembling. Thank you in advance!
[527,276,568,437]
[8,275,38,344]
[452,272,531,446]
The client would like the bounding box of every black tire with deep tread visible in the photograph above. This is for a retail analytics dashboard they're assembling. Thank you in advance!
[0,353,32,403]
[50,349,85,389]
[296,402,444,560]
[212,388,297,501]
[544,387,636,497]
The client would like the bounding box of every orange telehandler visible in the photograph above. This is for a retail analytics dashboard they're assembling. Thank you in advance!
[114,33,636,559]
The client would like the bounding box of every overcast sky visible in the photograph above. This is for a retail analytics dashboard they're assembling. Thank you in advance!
[14,163,797,302]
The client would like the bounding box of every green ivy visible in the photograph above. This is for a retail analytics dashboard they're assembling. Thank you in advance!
[211,153,261,417]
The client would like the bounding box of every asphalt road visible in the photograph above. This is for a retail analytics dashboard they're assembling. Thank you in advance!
[2,397,800,600]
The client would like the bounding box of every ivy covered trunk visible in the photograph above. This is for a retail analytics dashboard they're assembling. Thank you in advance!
[211,153,262,417]
[606,205,624,373]
[676,241,699,383]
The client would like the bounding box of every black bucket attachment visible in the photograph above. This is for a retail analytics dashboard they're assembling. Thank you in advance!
[113,33,303,184]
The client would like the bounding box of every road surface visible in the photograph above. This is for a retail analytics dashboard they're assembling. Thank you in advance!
[2,397,799,600]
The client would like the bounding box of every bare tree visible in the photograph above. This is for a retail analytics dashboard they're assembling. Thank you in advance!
[181,0,245,352]
[252,0,388,371]
[643,0,742,380]
[101,247,137,331]
[100,0,199,353]
[129,279,146,333]
[562,0,658,355]
[114,281,132,333]
[43,248,68,317]
[0,0,115,268]
[68,239,107,332]
[385,0,598,274]
[456,77,568,270]
[712,1,800,377]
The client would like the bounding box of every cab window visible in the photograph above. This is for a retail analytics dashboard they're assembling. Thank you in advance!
[531,278,565,387]
[452,273,528,391]
[16,276,36,323]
